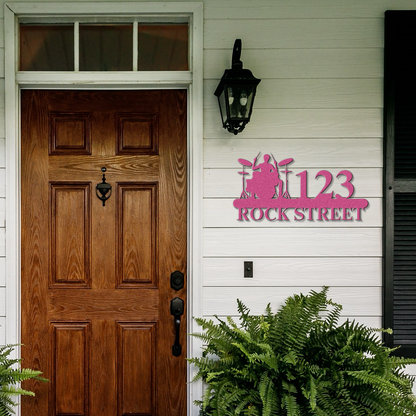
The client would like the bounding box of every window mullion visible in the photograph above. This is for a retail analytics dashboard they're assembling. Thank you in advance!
[133,22,138,71]
[74,21,79,72]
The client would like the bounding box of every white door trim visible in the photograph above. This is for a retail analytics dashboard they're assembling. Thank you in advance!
[4,3,204,415]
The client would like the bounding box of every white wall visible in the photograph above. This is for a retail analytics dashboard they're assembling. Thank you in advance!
[201,0,416,383]
[1,0,416,394]
[203,0,385,322]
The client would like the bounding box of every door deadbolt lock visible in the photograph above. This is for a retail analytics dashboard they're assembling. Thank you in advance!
[170,271,184,291]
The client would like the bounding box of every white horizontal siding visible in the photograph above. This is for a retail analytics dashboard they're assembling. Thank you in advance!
[0,257,4,286]
[0,317,5,346]
[0,47,3,78]
[205,48,383,80]
[0,287,5,316]
[205,79,383,110]
[0,137,4,167]
[204,109,382,139]
[203,0,416,19]
[0,228,4,257]
[0,169,4,198]
[204,228,382,257]
[0,198,5,226]
[202,0,386,356]
[203,286,382,317]
[204,19,383,49]
[203,257,382,287]
[204,139,382,168]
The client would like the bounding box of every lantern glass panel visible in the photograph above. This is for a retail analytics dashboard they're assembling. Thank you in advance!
[228,86,255,121]
[217,89,228,126]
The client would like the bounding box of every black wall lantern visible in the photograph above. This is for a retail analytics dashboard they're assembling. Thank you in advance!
[214,39,261,135]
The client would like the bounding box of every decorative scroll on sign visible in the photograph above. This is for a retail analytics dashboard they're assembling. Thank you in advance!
[233,153,369,222]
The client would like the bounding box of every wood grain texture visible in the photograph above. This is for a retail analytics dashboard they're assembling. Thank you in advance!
[48,155,160,181]
[203,257,382,287]
[49,112,91,155]
[48,289,159,321]
[117,183,157,287]
[203,286,382,317]
[50,183,91,287]
[51,322,90,416]
[204,139,382,168]
[204,168,382,198]
[21,90,187,416]
[90,320,116,416]
[156,88,188,416]
[117,113,159,155]
[117,323,156,416]
[204,109,382,139]
[204,198,382,228]
[21,90,51,415]
[204,228,382,257]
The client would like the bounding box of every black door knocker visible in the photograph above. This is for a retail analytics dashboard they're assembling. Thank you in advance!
[96,167,112,206]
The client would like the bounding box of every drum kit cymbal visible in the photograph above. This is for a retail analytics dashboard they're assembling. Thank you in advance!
[238,158,252,198]
[278,158,294,198]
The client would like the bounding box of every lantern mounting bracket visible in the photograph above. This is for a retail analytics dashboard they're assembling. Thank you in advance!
[231,39,243,69]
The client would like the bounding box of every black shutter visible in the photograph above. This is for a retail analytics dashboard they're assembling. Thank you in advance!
[384,11,416,357]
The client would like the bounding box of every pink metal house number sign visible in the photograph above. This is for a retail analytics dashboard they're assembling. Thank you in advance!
[233,153,369,222]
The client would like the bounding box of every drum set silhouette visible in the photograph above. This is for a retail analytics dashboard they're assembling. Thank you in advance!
[238,154,294,200]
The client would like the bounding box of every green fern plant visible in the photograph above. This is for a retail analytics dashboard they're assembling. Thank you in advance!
[189,287,416,415]
[0,344,47,416]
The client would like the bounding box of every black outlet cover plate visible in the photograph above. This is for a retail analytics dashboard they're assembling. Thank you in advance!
[244,261,253,278]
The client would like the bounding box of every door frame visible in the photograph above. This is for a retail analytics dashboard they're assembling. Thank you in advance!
[4,3,204,415]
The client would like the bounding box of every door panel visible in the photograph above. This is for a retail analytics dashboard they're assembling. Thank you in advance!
[21,90,187,416]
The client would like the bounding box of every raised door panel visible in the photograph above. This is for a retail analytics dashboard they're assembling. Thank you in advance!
[117,323,156,416]
[116,113,159,155]
[50,183,91,287]
[50,322,90,416]
[49,112,91,155]
[116,183,157,287]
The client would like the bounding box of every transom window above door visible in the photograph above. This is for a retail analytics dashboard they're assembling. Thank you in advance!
[19,22,189,71]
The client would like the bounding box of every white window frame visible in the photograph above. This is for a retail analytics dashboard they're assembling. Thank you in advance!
[4,3,204,415]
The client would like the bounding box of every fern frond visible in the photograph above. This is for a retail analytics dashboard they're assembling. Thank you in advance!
[189,288,416,416]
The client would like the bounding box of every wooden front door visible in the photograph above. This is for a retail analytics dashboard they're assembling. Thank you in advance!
[21,90,187,416]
